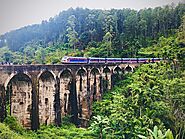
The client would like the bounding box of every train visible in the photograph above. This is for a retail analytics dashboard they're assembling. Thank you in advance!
[61,56,162,64]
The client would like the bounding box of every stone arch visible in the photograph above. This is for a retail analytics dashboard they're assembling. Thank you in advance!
[125,65,133,72]
[112,66,123,87]
[103,67,111,73]
[76,68,88,120]
[4,72,32,90]
[90,68,101,101]
[6,73,32,128]
[4,73,16,90]
[38,71,56,125]
[90,68,100,75]
[103,67,112,91]
[76,68,86,93]
[113,66,122,74]
[76,67,87,76]
[37,70,56,81]
[59,69,73,116]
[58,68,72,78]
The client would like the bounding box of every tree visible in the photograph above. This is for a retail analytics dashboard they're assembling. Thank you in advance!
[89,115,110,139]
[103,32,113,57]
[23,45,36,63]
[178,15,185,44]
[177,15,185,68]
[35,47,46,64]
[86,13,97,42]
[66,15,79,51]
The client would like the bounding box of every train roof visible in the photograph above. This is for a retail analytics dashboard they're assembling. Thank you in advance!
[62,56,162,60]
[62,56,87,59]
[89,57,106,59]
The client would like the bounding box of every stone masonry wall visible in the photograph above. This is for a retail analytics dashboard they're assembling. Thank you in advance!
[38,76,55,125]
[11,80,32,128]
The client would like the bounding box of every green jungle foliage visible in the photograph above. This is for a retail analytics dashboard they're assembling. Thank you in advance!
[0,3,185,64]
[88,16,185,138]
[0,3,185,139]
[0,115,97,139]
[90,62,185,139]
[1,26,185,138]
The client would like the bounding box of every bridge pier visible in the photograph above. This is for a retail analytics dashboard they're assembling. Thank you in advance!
[86,68,91,122]
[0,84,6,122]
[76,68,88,126]
[69,75,79,125]
[54,76,61,126]
[99,75,103,99]
[31,75,39,130]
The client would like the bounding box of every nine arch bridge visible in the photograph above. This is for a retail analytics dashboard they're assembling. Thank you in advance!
[0,63,138,130]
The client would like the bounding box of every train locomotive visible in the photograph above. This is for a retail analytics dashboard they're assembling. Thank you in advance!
[61,56,162,64]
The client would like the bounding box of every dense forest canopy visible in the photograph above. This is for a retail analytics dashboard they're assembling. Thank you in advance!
[0,2,185,139]
[0,3,184,64]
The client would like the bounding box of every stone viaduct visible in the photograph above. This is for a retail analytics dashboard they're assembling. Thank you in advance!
[0,63,138,130]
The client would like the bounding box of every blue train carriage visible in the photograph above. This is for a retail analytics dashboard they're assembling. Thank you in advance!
[122,58,131,63]
[121,58,137,63]
[153,58,163,62]
[106,58,122,63]
[129,58,137,63]
[61,56,88,63]
[89,57,106,63]
[61,56,163,64]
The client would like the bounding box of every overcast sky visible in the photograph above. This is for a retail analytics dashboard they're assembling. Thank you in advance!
[0,0,184,35]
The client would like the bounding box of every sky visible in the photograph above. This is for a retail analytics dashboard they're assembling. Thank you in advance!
[0,0,184,35]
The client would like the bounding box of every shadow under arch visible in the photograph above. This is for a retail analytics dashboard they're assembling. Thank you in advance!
[76,67,87,76]
[60,68,78,125]
[76,68,86,92]
[113,66,122,74]
[90,67,100,75]
[39,71,55,80]
[38,70,56,81]
[103,67,111,92]
[59,68,73,79]
[103,67,111,73]
[90,68,100,102]
[60,69,73,92]
[125,65,133,73]
[76,68,87,121]
[60,69,73,115]
[38,70,56,126]
[112,66,123,87]
[6,73,32,129]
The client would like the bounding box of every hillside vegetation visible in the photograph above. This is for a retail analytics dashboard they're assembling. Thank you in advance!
[0,29,185,138]
[0,3,185,64]
[0,116,96,139]
[88,14,185,138]
[0,3,184,139]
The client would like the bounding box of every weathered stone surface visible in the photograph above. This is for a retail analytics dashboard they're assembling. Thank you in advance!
[0,63,138,129]
[38,72,55,125]
[76,73,88,126]
[60,69,73,117]
[10,76,32,129]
